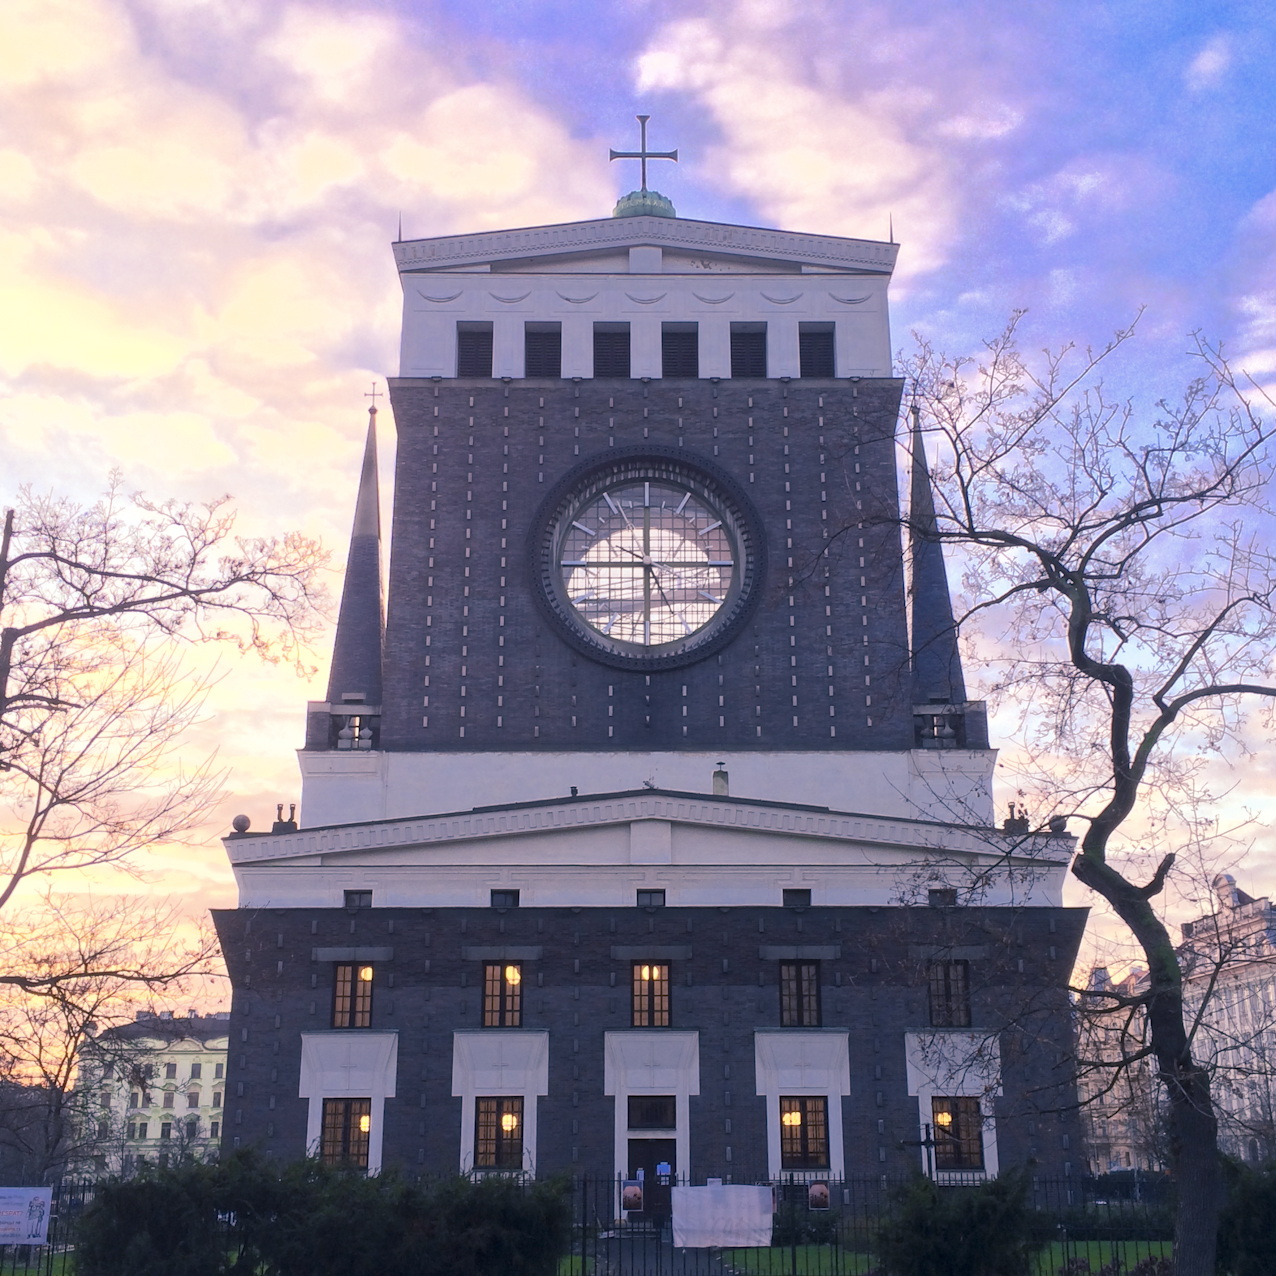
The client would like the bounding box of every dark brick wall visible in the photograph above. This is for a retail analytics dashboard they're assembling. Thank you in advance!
[376,376,912,754]
[213,903,1086,1179]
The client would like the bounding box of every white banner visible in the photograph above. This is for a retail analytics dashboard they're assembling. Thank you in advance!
[0,1188,53,1244]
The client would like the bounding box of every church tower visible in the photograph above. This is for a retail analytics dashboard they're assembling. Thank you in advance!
[214,127,1084,1190]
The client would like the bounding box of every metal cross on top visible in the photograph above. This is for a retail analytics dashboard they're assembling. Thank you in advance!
[364,382,382,407]
[609,115,678,192]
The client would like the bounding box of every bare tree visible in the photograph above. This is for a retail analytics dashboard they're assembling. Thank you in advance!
[894,314,1276,1276]
[0,477,326,915]
[0,896,216,1181]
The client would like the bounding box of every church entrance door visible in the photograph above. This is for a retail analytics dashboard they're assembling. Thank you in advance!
[628,1137,676,1226]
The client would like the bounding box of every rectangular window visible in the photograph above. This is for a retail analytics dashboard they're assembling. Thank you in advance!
[662,325,699,378]
[187,1091,200,1109]
[932,1096,984,1170]
[213,1091,222,1108]
[628,1095,676,1129]
[780,1096,830,1169]
[928,888,959,907]
[780,962,822,1026]
[928,961,972,1027]
[490,889,520,908]
[457,323,493,378]
[162,1092,175,1109]
[128,1092,139,1109]
[210,1121,219,1139]
[190,1063,202,1080]
[730,325,767,378]
[636,890,666,907]
[320,1098,371,1169]
[632,963,670,1027]
[160,1122,172,1140]
[483,963,523,1027]
[137,1122,148,1140]
[475,1096,524,1169]
[333,963,374,1028]
[165,1063,178,1079]
[798,325,835,377]
[215,1063,224,1079]
[593,325,631,378]
[524,324,562,378]
[186,1118,198,1139]
[344,889,373,909]
[783,888,811,908]
[127,1122,137,1140]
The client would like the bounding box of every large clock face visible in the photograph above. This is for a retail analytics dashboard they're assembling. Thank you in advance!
[533,450,765,670]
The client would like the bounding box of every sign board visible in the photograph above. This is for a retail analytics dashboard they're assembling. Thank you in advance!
[808,1181,830,1211]
[621,1180,643,1212]
[0,1188,53,1244]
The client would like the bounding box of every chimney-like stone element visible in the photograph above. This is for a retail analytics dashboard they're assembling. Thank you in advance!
[713,766,729,797]
[908,404,966,705]
[325,407,385,708]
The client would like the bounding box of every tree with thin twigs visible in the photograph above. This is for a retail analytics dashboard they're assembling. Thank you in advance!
[889,313,1276,1276]
[0,478,327,1177]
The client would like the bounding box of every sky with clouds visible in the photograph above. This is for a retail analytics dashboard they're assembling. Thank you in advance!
[3,0,1276,966]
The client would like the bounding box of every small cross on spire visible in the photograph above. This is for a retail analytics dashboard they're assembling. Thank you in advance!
[609,115,678,192]
[365,382,382,413]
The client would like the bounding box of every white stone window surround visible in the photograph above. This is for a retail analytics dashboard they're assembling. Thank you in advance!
[904,1031,1003,1180]
[451,1030,549,1176]
[299,1031,399,1173]
[753,1029,850,1181]
[604,1030,700,1181]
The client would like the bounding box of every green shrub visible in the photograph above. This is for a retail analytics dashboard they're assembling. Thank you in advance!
[1216,1158,1276,1276]
[874,1173,1051,1276]
[73,1151,572,1276]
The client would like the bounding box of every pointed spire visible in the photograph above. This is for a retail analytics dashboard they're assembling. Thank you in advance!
[325,406,385,707]
[908,403,966,705]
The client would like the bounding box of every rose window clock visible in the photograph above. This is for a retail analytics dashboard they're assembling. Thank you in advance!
[533,448,765,671]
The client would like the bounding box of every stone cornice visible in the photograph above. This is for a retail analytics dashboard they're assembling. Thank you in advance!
[392,217,898,275]
[223,791,1071,867]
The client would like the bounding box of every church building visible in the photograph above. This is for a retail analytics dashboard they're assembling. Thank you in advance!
[212,127,1085,1187]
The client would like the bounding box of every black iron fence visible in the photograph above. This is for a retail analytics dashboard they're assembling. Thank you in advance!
[0,1174,1172,1276]
[561,1173,1173,1276]
[0,1182,96,1276]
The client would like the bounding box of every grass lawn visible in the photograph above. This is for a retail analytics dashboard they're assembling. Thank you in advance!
[719,1246,874,1273]
[558,1257,595,1275]
[0,1252,73,1276]
[1034,1239,1172,1273]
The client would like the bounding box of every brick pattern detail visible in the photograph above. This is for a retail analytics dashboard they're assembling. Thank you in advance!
[376,377,910,753]
[213,905,1086,1179]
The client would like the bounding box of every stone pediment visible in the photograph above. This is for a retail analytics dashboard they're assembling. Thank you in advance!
[393,216,898,276]
[223,788,1069,870]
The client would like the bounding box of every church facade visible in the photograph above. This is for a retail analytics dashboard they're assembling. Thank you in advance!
[212,173,1085,1185]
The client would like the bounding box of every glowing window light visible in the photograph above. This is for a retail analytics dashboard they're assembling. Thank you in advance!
[358,1114,370,1133]
[641,965,651,981]
[505,966,521,986]
[934,1110,953,1127]
[358,966,373,982]
[781,1110,802,1127]
[501,1112,519,1132]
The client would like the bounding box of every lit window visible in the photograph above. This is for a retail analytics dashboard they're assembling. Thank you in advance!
[483,964,522,1027]
[321,1098,371,1169]
[928,962,972,1027]
[632,963,670,1027]
[636,890,666,908]
[932,1096,984,1170]
[475,1097,523,1169]
[780,962,821,1027]
[344,890,373,909]
[333,963,373,1028]
[779,1097,829,1170]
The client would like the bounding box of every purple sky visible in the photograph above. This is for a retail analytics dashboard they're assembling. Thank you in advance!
[3,0,1275,943]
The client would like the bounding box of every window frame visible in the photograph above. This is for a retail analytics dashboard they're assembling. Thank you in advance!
[928,960,972,1028]
[456,323,494,378]
[779,1096,830,1170]
[332,962,374,1028]
[627,1094,677,1130]
[636,889,666,908]
[320,1097,372,1169]
[483,963,523,1027]
[343,889,373,909]
[779,961,822,1027]
[631,962,671,1027]
[782,888,811,908]
[932,1096,985,1170]
[474,1096,524,1170]
[490,889,520,909]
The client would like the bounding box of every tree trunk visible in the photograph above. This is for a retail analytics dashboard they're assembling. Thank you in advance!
[1163,1059,1219,1276]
